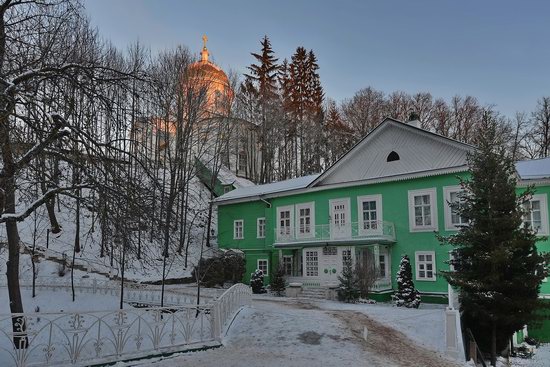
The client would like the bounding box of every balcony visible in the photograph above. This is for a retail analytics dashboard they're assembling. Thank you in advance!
[273,220,396,247]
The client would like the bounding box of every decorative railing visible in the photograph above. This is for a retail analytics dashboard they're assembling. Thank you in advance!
[274,220,396,244]
[0,283,252,367]
[210,283,252,339]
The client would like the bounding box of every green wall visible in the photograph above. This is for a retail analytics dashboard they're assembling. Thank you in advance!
[217,173,550,296]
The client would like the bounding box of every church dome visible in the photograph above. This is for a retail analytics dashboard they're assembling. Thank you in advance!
[185,35,233,117]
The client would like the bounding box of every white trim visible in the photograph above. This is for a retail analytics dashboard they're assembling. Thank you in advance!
[443,185,466,231]
[233,219,244,240]
[415,251,436,281]
[295,202,315,239]
[357,194,383,235]
[524,194,549,236]
[408,188,438,232]
[329,198,351,239]
[276,205,294,241]
[257,217,266,239]
[257,259,268,276]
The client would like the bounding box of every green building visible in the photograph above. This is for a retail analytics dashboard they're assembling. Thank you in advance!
[214,118,550,341]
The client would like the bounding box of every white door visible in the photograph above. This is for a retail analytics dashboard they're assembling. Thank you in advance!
[330,199,351,239]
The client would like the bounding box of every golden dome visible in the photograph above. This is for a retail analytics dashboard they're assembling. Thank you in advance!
[185,35,233,117]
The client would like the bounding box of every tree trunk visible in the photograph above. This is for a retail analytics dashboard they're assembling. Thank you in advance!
[491,320,497,366]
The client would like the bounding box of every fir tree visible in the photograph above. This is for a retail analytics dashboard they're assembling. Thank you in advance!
[243,36,279,183]
[439,112,550,366]
[250,269,266,294]
[337,256,360,302]
[270,265,286,296]
[392,255,421,308]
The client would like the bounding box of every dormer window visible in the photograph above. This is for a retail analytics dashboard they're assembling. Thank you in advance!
[387,151,400,162]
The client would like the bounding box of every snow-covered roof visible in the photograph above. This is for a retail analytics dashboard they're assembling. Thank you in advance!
[516,157,550,180]
[216,164,254,188]
[214,174,320,203]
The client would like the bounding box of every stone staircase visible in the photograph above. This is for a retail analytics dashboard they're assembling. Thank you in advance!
[299,287,327,300]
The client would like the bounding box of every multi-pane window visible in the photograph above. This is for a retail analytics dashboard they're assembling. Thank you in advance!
[257,217,266,238]
[362,201,377,229]
[305,251,319,277]
[323,246,338,256]
[282,256,293,276]
[415,251,436,281]
[296,202,314,238]
[358,195,382,234]
[444,186,467,230]
[233,220,243,239]
[524,200,542,232]
[238,151,247,173]
[257,259,268,276]
[278,207,293,239]
[379,254,387,278]
[408,188,437,231]
[414,195,431,226]
[299,208,311,234]
[522,194,548,235]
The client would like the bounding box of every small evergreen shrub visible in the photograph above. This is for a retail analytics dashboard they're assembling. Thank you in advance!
[392,255,421,308]
[250,269,266,294]
[337,256,360,302]
[270,265,286,296]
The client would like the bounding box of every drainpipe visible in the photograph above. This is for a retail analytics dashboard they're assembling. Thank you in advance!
[259,195,271,208]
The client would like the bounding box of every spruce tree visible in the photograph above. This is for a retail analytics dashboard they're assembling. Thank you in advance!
[243,36,279,183]
[270,265,286,296]
[392,255,421,308]
[439,112,549,366]
[337,256,360,302]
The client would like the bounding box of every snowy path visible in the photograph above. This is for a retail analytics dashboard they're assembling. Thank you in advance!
[139,298,465,367]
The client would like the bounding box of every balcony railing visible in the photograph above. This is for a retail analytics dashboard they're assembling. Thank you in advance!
[274,220,395,245]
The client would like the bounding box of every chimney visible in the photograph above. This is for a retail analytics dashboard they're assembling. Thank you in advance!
[407,112,421,128]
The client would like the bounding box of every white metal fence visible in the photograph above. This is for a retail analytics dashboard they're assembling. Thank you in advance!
[0,283,252,366]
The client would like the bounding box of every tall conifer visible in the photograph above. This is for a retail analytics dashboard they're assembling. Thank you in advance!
[439,112,549,366]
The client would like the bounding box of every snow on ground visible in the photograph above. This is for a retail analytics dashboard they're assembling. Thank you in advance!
[134,298,465,367]
[0,286,124,314]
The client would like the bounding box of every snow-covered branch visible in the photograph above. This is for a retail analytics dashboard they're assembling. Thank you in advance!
[0,183,92,223]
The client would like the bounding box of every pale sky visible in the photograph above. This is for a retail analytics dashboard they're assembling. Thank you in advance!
[84,0,550,117]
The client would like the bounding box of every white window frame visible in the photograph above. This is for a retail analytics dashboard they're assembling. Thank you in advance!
[415,251,436,281]
[523,194,549,236]
[257,259,268,276]
[408,188,438,232]
[276,205,294,240]
[233,219,244,240]
[257,217,266,239]
[296,202,315,238]
[357,194,383,235]
[378,253,389,279]
[443,186,467,231]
